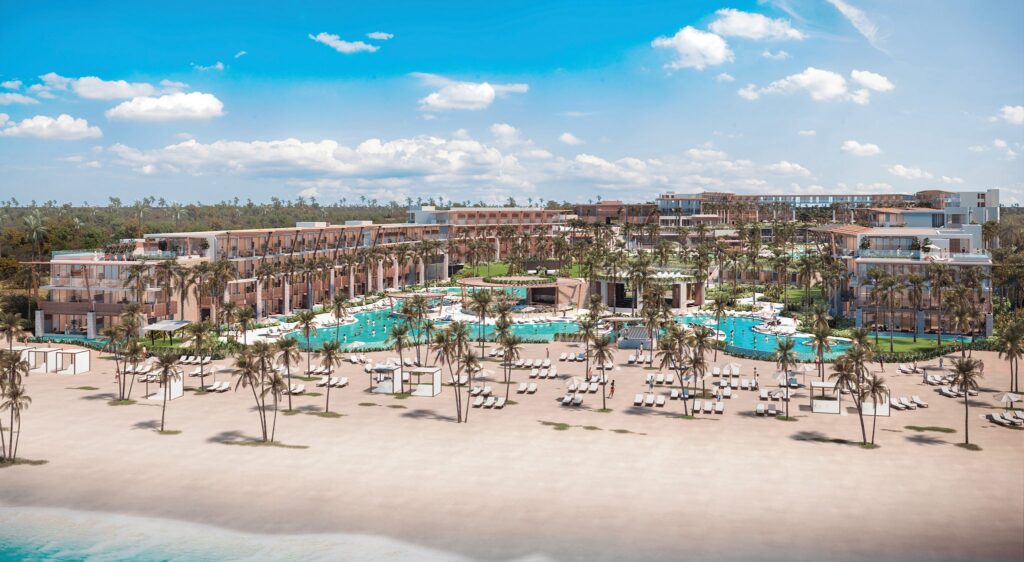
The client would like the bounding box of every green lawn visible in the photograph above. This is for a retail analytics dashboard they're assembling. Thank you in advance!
[784,286,823,303]
[869,335,960,354]
[457,261,583,278]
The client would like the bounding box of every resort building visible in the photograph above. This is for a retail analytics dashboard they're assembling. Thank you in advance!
[572,200,658,225]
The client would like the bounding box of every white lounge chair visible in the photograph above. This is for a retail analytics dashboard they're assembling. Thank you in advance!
[670,389,679,400]
[292,384,305,395]
[665,373,675,385]
[692,399,702,413]
[715,402,724,414]
[890,399,905,411]
[561,394,573,405]
[529,368,539,379]
[655,395,666,407]
[989,412,1011,427]
[483,396,496,408]
[627,354,636,364]
[315,376,329,387]
[634,393,644,406]
[703,401,713,414]
[740,378,749,390]
[644,393,655,406]
[527,383,538,394]
[217,381,231,392]
[517,383,528,393]
[722,387,732,399]
[900,397,917,410]
[572,395,583,406]
[767,404,778,416]
[542,359,551,368]
[470,386,483,396]
[482,386,493,396]
[473,396,485,408]
[912,395,929,408]
[559,352,567,361]
[495,397,507,409]
[755,404,765,416]
[655,373,665,385]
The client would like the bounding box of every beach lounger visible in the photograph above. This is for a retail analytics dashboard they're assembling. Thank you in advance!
[722,387,732,399]
[542,359,551,368]
[1008,411,1024,423]
[1001,412,1023,426]
[988,413,1011,426]
[712,367,721,376]
[756,404,765,416]
[326,377,339,387]
[664,373,675,385]
[730,379,739,390]
[767,404,778,416]
[336,377,349,388]
[470,386,483,396]
[670,389,679,400]
[634,394,644,406]
[740,379,749,390]
[315,376,329,387]
[911,395,929,408]
[527,383,538,394]
[750,379,759,390]
[900,397,917,410]
[567,383,577,393]
[495,397,506,409]
[589,382,599,393]
[655,394,666,407]
[627,354,636,364]
[644,393,655,406]
[483,386,493,396]
[704,401,714,414]
[562,394,573,406]
[473,396,485,408]
[760,389,769,400]
[517,383,528,393]
[692,399,702,413]
[529,368,539,379]
[577,353,586,362]
[719,379,729,388]
[572,395,583,406]
[715,402,724,414]
[201,357,212,364]
[559,352,567,361]
[655,373,665,385]
[889,399,905,411]
[939,387,959,398]
[292,384,305,395]
[217,381,231,392]
[483,397,496,408]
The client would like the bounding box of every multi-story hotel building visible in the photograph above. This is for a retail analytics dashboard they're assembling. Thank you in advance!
[35,207,566,339]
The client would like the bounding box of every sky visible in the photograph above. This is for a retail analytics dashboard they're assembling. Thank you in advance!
[1,0,1022,206]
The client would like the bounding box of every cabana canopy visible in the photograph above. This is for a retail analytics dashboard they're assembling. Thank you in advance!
[143,320,191,333]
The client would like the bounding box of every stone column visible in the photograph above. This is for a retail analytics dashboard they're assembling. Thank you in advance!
[256,282,264,320]
[348,270,355,300]
[34,310,44,337]
[418,257,426,285]
[86,311,97,339]
[494,238,500,261]
[392,257,400,288]
[985,313,993,336]
[681,282,689,312]
[442,252,450,280]
[600,281,609,307]
[377,260,385,291]
[283,279,291,315]
[329,269,336,299]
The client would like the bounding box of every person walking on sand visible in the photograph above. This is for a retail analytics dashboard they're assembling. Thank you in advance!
[609,380,615,398]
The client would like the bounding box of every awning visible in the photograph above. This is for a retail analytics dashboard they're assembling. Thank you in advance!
[143,320,191,333]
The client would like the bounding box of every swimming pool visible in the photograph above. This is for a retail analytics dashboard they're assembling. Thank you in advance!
[681,314,852,361]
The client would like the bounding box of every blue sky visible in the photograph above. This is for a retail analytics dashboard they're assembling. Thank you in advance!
[1,0,1022,205]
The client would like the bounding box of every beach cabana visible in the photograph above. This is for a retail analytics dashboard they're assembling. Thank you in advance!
[56,348,91,375]
[27,347,59,374]
[809,381,841,414]
[146,371,184,402]
[371,363,402,394]
[143,320,191,347]
[407,366,442,397]
[10,345,35,362]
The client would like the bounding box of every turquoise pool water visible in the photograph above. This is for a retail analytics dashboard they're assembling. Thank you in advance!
[681,314,852,361]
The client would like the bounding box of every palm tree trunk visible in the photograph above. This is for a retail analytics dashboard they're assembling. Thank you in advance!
[286,365,293,411]
[271,396,278,442]
[963,394,970,444]
[161,381,168,431]
[871,409,877,444]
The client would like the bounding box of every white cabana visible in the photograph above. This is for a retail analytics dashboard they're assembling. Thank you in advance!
[407,366,443,397]
[10,345,35,362]
[28,347,59,374]
[56,349,91,375]
[146,371,184,401]
[371,363,402,394]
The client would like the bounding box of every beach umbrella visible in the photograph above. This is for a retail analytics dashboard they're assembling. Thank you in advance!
[994,392,1022,408]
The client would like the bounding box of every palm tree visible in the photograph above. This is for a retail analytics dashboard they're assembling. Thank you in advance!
[171,264,195,321]
[153,352,181,432]
[905,274,924,342]
[320,340,342,413]
[949,357,983,446]
[499,333,523,400]
[996,319,1023,392]
[184,322,212,389]
[220,301,238,338]
[591,335,615,410]
[578,314,598,378]
[879,274,899,353]
[809,326,832,381]
[293,310,318,375]
[0,313,28,352]
[330,293,347,346]
[2,379,31,463]
[928,263,951,348]
[387,323,412,393]
[863,373,887,445]
[275,337,301,411]
[232,350,268,441]
[468,289,494,357]
[236,307,255,346]
[829,356,857,426]
[709,298,728,361]
[774,337,797,418]
[262,370,287,442]
[866,268,887,346]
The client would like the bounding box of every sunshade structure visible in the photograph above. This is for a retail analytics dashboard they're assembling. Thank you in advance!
[994,392,1022,408]
[142,319,191,347]
[407,366,442,397]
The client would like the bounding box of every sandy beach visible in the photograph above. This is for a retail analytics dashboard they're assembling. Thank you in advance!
[2,342,1022,561]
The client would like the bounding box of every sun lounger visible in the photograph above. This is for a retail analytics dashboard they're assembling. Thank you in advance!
[578,353,587,362]
[756,404,765,416]
[627,354,636,364]
[517,383,528,393]
[527,383,538,394]
[989,412,1011,426]
[760,389,769,400]
[1000,412,1023,426]
[567,383,577,393]
[473,396,485,408]
[572,395,583,406]
[315,376,329,387]
[900,397,916,410]
[1008,411,1024,423]
[664,373,675,385]
[652,394,665,407]
[704,401,714,414]
[634,393,644,406]
[470,386,483,396]
[740,378,749,390]
[542,359,551,368]
[482,386,493,396]
[712,367,721,376]
[561,394,573,405]
[483,396,496,408]
[334,377,348,388]
[655,373,665,385]
[644,393,655,406]
[767,404,777,416]
[216,381,231,392]
[589,382,600,393]
[890,399,905,411]
[495,397,507,409]
[715,402,724,414]
[670,389,679,400]
[559,352,567,361]
[722,387,732,399]
[292,384,305,395]
[939,387,959,398]
[692,399,703,413]
[529,368,539,379]
[719,379,729,388]
[201,357,212,364]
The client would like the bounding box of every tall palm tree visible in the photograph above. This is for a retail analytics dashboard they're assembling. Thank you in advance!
[293,310,318,375]
[774,337,797,418]
[577,314,598,378]
[184,322,212,389]
[171,264,195,321]
[236,307,255,346]
[0,313,28,352]
[468,289,494,357]
[153,352,181,432]
[709,298,728,361]
[879,274,900,353]
[232,350,268,441]
[905,273,925,342]
[591,335,614,410]
[928,263,951,348]
[499,333,523,400]
[949,357,982,446]
[809,326,832,381]
[387,322,412,393]
[1,378,31,463]
[275,337,301,411]
[863,373,887,445]
[262,370,287,442]
[996,319,1022,392]
[320,340,342,413]
[330,293,347,346]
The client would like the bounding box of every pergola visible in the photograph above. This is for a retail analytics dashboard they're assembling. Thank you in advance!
[407,366,442,397]
[142,320,191,347]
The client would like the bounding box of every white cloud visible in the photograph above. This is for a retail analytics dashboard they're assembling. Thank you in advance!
[559,132,584,145]
[708,9,804,40]
[738,67,891,104]
[651,26,733,70]
[309,32,379,54]
[798,129,816,136]
[192,61,225,72]
[84,160,102,169]
[367,32,394,40]
[413,73,528,111]
[761,49,790,60]
[159,80,189,93]
[0,113,8,126]
[685,147,728,161]
[0,114,102,140]
[888,164,933,180]
[766,160,810,175]
[234,50,248,59]
[1,80,22,90]
[992,138,1018,159]
[826,0,883,50]
[0,93,39,105]
[105,92,225,121]
[716,73,735,82]
[850,70,894,92]
[998,105,1024,125]
[490,123,523,147]
[840,140,881,156]
[940,175,964,184]
[73,76,157,99]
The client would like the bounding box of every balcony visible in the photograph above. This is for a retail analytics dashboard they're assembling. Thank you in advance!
[39,301,126,316]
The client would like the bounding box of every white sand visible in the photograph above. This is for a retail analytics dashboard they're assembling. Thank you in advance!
[2,343,1022,561]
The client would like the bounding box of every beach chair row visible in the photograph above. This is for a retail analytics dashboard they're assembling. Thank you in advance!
[472,395,507,409]
[689,399,723,414]
[516,383,539,394]
[569,382,602,393]
[758,389,790,401]
[560,394,584,406]
[938,386,979,398]
[890,395,929,410]
[717,378,759,390]
[314,376,349,388]
[633,392,667,407]
[754,403,782,416]
[178,356,212,365]
[559,352,588,362]
[989,411,1024,427]
[529,367,559,379]
[626,354,653,365]
[645,373,676,386]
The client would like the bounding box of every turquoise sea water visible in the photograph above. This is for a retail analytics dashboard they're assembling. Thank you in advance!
[0,507,481,562]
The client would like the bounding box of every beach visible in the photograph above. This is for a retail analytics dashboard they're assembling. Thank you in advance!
[2,343,1022,561]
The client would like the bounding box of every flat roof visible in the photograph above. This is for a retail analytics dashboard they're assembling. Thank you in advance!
[143,320,191,332]
[866,207,939,214]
